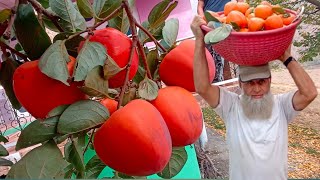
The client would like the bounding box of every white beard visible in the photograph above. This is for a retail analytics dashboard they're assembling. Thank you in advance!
[240,91,274,120]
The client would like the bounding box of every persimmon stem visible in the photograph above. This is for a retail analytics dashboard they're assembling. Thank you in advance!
[27,0,64,32]
[0,41,29,61]
[67,5,123,41]
[134,22,167,53]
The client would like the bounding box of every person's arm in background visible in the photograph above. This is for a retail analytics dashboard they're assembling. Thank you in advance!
[279,45,318,111]
[190,16,220,108]
[197,0,205,17]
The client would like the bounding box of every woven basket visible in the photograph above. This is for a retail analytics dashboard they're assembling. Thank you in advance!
[201,9,301,66]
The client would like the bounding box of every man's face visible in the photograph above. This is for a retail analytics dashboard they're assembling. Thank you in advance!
[240,78,274,120]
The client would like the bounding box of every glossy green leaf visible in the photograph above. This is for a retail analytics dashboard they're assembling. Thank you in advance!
[108,9,129,34]
[37,0,49,9]
[0,58,21,110]
[0,144,8,156]
[50,0,87,32]
[85,155,106,178]
[148,0,177,29]
[42,8,74,32]
[0,135,8,143]
[64,139,85,172]
[138,77,158,100]
[77,0,94,18]
[15,116,59,151]
[204,25,232,45]
[157,147,188,178]
[204,11,220,22]
[38,40,70,85]
[0,9,11,23]
[74,41,106,81]
[146,50,159,77]
[57,100,109,134]
[121,87,137,106]
[53,32,85,57]
[0,158,13,166]
[64,163,74,179]
[14,3,51,60]
[162,18,179,48]
[103,55,125,80]
[47,104,70,118]
[7,141,67,179]
[93,0,121,20]
[80,66,109,98]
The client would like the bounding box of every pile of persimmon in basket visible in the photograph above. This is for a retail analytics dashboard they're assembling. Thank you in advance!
[205,1,297,32]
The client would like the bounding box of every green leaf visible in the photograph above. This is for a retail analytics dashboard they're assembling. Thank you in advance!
[14,3,51,60]
[74,41,107,81]
[108,9,129,34]
[93,0,122,20]
[77,0,94,18]
[0,135,8,143]
[138,77,158,101]
[47,104,70,118]
[138,21,165,43]
[146,50,159,77]
[38,40,70,85]
[15,116,59,151]
[42,8,73,32]
[64,163,75,179]
[121,87,137,106]
[0,9,11,23]
[230,22,240,31]
[162,18,179,48]
[0,58,21,110]
[149,0,178,30]
[133,66,145,84]
[116,172,146,179]
[103,55,125,80]
[53,32,85,57]
[80,66,109,98]
[37,0,50,9]
[204,25,232,45]
[204,11,220,23]
[7,141,67,179]
[0,158,13,166]
[0,144,8,156]
[57,100,109,134]
[64,139,85,172]
[272,6,286,14]
[50,0,87,32]
[85,155,106,178]
[157,147,188,178]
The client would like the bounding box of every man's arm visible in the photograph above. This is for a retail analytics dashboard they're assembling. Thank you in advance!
[279,45,318,111]
[197,0,205,17]
[190,16,220,108]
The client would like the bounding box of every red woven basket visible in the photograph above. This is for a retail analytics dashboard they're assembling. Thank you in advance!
[201,9,301,66]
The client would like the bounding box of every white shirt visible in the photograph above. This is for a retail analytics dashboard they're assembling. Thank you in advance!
[214,87,299,180]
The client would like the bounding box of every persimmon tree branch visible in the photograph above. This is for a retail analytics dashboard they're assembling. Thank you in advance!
[83,128,96,155]
[134,22,167,52]
[0,41,29,61]
[27,0,64,32]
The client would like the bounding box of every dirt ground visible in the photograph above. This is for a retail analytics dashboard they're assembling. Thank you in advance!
[197,61,320,179]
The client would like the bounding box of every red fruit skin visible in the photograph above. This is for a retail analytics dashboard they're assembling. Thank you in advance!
[159,39,216,92]
[13,57,87,119]
[82,28,139,88]
[99,98,118,115]
[93,99,172,176]
[151,86,203,147]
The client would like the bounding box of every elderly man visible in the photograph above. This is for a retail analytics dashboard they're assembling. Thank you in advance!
[191,15,317,180]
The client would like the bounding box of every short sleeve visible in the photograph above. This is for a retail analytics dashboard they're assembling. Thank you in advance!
[278,90,300,123]
[213,87,239,124]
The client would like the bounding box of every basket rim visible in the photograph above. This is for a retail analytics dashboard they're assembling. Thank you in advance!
[202,9,301,36]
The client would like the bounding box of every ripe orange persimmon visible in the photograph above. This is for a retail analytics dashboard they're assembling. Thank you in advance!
[224,1,238,15]
[94,99,172,176]
[100,98,118,115]
[226,10,248,28]
[245,7,254,17]
[13,57,87,119]
[159,39,215,92]
[281,13,296,25]
[239,28,249,32]
[237,2,250,14]
[248,17,265,31]
[254,4,273,19]
[150,86,203,147]
[264,14,283,30]
[80,28,139,88]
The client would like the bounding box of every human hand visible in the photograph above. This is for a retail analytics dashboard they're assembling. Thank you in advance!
[278,44,292,62]
[190,15,207,40]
